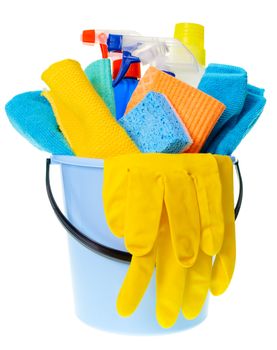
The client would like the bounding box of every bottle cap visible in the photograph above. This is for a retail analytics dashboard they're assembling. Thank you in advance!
[107,34,123,51]
[112,59,141,80]
[82,30,95,43]
[174,23,206,66]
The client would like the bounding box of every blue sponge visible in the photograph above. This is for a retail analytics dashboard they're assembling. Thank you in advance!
[118,91,192,153]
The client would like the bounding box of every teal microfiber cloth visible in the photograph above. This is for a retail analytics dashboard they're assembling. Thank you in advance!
[118,91,192,153]
[207,84,266,155]
[85,59,116,117]
[5,91,74,155]
[198,64,248,152]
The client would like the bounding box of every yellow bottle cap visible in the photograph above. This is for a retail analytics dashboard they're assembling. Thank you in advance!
[174,23,206,67]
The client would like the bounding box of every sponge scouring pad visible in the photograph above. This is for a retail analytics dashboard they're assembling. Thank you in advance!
[126,66,226,153]
[119,91,192,153]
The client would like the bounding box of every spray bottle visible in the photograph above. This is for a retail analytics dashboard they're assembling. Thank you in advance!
[82,29,139,59]
[107,34,203,87]
[112,58,141,119]
[82,29,142,118]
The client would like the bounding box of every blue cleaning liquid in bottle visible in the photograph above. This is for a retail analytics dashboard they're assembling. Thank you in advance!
[112,59,141,120]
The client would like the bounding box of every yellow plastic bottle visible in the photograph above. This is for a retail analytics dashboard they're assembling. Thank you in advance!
[174,23,206,67]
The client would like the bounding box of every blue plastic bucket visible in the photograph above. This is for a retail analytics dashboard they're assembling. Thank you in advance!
[47,155,242,335]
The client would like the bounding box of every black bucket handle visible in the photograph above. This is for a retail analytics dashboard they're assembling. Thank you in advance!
[46,158,243,263]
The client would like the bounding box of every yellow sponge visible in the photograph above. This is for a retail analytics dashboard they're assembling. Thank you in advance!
[42,59,139,158]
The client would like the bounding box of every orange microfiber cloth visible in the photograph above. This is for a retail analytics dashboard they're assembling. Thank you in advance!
[126,67,226,153]
[42,59,139,158]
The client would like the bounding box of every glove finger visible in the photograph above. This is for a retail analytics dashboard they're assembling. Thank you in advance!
[103,160,128,237]
[125,169,164,256]
[192,156,224,256]
[182,250,212,320]
[156,206,186,328]
[116,246,156,317]
[164,170,201,268]
[211,156,236,295]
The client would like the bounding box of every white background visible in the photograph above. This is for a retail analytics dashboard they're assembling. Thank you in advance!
[0,0,276,349]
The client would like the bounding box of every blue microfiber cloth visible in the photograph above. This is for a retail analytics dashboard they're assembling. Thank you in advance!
[118,91,192,153]
[5,91,74,155]
[114,78,138,120]
[85,59,116,117]
[198,64,248,152]
[207,84,266,155]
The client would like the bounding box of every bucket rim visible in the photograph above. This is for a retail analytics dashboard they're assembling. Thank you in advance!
[51,155,104,168]
[51,155,237,168]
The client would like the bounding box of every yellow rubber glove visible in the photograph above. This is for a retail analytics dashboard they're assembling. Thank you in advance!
[41,59,139,158]
[211,155,236,295]
[117,173,196,328]
[103,153,224,260]
[181,155,236,320]
[155,205,187,328]
[103,153,224,328]
[182,250,212,320]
